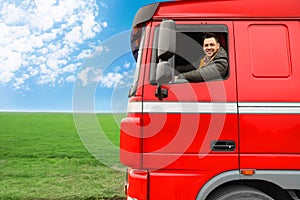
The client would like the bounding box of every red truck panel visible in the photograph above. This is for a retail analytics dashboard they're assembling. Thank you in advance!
[235,21,300,102]
[155,0,300,19]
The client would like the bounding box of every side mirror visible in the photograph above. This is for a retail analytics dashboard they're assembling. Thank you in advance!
[154,20,176,100]
[156,61,172,84]
[157,20,176,61]
[155,20,176,85]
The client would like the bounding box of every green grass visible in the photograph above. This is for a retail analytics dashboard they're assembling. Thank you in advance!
[0,112,126,200]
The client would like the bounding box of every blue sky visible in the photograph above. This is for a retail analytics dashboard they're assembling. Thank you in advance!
[0,0,168,112]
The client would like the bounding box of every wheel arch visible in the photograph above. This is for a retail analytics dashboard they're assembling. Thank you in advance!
[196,170,299,200]
[196,170,240,200]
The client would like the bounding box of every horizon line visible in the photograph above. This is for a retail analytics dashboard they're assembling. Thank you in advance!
[0,109,126,114]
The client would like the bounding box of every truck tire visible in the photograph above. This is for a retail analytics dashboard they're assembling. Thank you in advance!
[207,185,274,200]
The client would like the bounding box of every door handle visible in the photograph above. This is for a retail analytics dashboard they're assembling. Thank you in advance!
[210,140,236,152]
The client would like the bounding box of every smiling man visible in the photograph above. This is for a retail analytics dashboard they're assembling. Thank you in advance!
[175,32,228,82]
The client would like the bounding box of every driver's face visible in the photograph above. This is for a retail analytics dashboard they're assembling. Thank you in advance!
[203,37,220,57]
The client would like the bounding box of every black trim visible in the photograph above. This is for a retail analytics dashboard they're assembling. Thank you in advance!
[132,3,159,28]
[176,24,228,33]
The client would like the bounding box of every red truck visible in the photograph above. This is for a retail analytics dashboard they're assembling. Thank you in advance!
[120,0,300,199]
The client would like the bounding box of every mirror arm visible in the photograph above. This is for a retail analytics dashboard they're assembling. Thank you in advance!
[155,84,168,100]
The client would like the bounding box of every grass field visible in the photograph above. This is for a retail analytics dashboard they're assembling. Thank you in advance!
[0,112,126,200]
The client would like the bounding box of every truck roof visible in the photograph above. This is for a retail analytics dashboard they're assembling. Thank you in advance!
[133,0,300,27]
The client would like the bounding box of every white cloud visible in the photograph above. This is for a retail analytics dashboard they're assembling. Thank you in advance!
[61,63,80,74]
[77,67,92,87]
[77,49,93,60]
[0,0,108,90]
[12,74,30,90]
[77,60,136,89]
[1,3,25,25]
[65,26,83,44]
[123,62,131,69]
[66,75,76,83]
[0,50,22,73]
[81,13,100,39]
[28,67,39,76]
[99,72,123,88]
[101,21,108,28]
[0,71,14,83]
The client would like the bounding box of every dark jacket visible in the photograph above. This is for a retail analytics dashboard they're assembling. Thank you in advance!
[176,47,228,82]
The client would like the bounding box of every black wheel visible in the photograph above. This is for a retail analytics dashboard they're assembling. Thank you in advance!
[207,185,274,200]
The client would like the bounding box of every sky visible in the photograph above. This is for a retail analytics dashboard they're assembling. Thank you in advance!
[0,0,169,112]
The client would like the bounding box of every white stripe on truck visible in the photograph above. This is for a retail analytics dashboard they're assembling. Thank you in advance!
[127,101,300,114]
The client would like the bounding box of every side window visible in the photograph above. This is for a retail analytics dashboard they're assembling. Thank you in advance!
[150,24,229,84]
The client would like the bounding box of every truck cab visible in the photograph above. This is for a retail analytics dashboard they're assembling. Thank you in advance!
[120,0,300,199]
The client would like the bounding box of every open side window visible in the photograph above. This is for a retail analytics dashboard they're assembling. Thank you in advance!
[150,23,229,84]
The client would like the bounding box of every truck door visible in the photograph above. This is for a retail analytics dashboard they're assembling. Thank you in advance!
[141,21,239,173]
[235,21,300,169]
